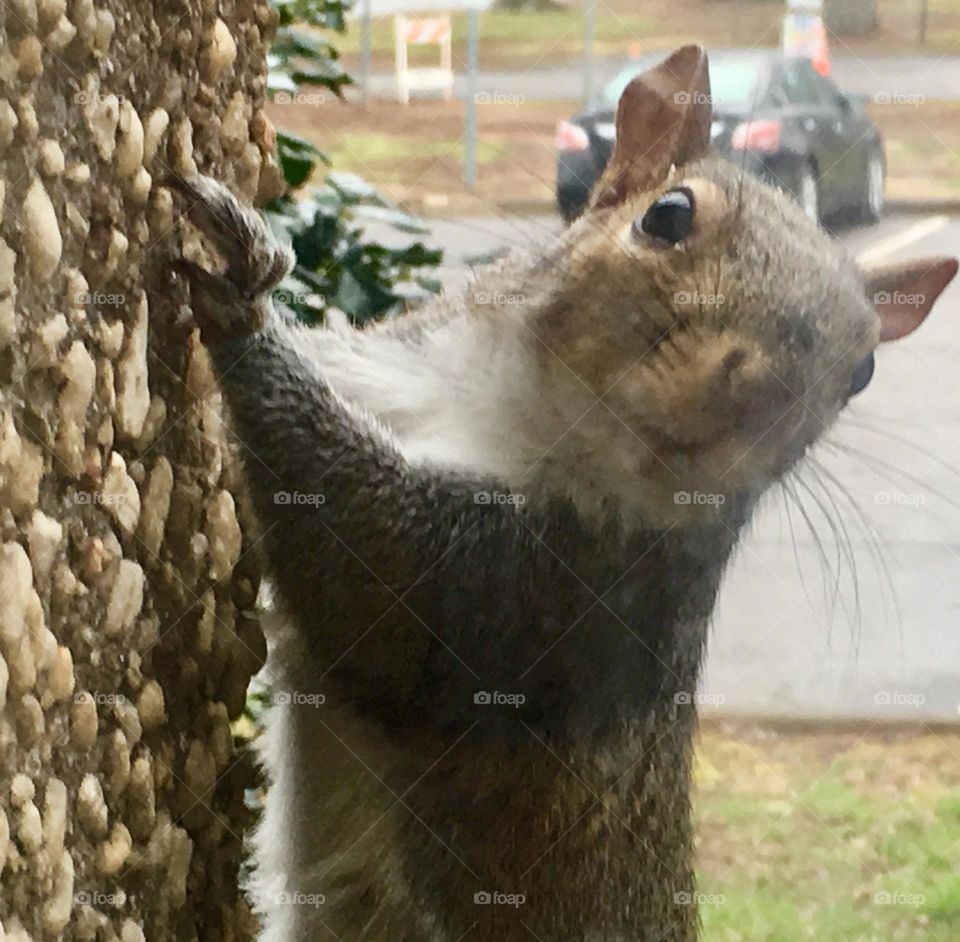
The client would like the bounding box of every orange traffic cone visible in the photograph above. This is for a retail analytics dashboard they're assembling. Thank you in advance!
[812,21,831,76]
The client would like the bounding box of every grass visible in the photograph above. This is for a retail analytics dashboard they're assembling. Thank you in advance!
[870,101,960,202]
[334,0,960,73]
[694,721,960,941]
[267,96,571,210]
[267,94,960,212]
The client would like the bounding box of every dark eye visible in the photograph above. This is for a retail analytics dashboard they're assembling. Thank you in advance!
[634,188,695,244]
[848,352,875,397]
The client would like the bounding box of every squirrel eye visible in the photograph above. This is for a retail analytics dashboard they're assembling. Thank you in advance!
[634,188,695,245]
[848,351,875,397]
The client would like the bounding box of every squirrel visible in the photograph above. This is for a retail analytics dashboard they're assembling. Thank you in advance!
[166,46,957,942]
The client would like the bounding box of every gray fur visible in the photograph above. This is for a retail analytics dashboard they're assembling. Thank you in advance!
[167,159,879,940]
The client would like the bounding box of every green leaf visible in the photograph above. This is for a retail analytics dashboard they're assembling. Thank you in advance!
[276,131,326,188]
[267,0,442,326]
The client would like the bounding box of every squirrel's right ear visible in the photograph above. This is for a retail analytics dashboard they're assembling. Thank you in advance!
[864,256,958,342]
[591,45,712,211]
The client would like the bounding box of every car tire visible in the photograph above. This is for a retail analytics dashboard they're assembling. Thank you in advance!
[791,161,820,224]
[855,148,885,226]
[557,186,588,224]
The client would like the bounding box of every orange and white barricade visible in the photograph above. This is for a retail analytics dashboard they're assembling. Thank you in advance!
[394,14,454,103]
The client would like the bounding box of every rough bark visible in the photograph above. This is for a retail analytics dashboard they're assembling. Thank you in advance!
[0,0,282,938]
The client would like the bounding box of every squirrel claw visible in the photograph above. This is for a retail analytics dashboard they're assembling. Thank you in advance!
[164,174,294,344]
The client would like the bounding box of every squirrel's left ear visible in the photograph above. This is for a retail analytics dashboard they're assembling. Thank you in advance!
[864,256,958,342]
[592,45,712,211]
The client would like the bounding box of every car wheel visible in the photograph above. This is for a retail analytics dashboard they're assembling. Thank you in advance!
[793,161,820,223]
[857,149,885,226]
[557,187,587,224]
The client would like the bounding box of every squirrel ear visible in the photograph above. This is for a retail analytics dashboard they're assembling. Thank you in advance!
[864,256,958,342]
[591,45,712,211]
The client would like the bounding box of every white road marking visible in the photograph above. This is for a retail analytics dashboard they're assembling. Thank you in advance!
[857,214,951,265]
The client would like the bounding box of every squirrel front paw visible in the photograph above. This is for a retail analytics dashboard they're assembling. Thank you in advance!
[165,174,295,344]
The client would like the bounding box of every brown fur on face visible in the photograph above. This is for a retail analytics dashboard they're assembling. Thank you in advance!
[534,158,879,518]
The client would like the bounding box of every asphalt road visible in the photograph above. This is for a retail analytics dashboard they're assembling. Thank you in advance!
[377,210,960,719]
[356,54,960,103]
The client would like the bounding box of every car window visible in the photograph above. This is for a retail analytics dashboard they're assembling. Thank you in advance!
[599,59,661,108]
[600,58,764,112]
[808,69,844,107]
[781,59,832,106]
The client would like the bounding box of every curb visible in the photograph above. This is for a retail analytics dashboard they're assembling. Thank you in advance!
[700,710,960,735]
[886,198,960,215]
[406,197,960,220]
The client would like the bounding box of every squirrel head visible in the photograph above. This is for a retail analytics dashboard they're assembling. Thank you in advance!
[532,46,957,523]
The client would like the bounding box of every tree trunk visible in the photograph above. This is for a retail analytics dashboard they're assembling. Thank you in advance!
[824,0,879,36]
[0,1,282,938]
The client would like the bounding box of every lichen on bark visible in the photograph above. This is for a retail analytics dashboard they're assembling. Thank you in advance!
[0,1,281,938]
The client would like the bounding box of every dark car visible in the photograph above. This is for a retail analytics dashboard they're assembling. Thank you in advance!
[556,49,885,226]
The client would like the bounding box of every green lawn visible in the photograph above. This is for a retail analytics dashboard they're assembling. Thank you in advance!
[695,722,960,941]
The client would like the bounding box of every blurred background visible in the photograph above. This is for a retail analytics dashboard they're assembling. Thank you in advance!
[265,2,960,936]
